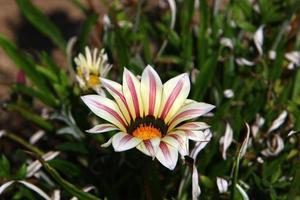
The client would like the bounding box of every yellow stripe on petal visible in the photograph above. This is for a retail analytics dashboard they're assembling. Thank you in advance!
[101,78,131,124]
[141,65,163,117]
[122,68,144,120]
[168,102,215,132]
[158,73,190,123]
[81,95,127,132]
[155,140,178,170]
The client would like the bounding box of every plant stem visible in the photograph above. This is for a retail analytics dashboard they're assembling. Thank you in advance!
[5,132,44,156]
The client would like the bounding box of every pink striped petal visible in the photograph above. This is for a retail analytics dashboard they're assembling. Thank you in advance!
[166,131,189,156]
[159,73,190,123]
[86,123,118,134]
[168,102,215,131]
[101,78,131,123]
[81,95,127,132]
[141,65,163,117]
[156,141,178,170]
[123,68,144,120]
[184,129,212,142]
[176,122,210,131]
[136,137,161,158]
[112,132,142,152]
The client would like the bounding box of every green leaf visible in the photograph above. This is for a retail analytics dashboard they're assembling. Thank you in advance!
[16,0,66,50]
[6,104,54,132]
[0,155,11,178]
[40,159,100,200]
[0,35,50,93]
[11,84,59,108]
[56,142,88,154]
[48,159,81,178]
[14,164,27,179]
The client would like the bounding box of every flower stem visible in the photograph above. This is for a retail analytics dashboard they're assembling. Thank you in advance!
[5,132,44,156]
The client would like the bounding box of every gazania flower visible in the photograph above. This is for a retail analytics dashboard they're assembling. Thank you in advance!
[81,65,214,170]
[74,47,112,95]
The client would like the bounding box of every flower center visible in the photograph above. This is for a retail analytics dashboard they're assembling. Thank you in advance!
[132,124,162,140]
[88,75,100,87]
[127,115,168,140]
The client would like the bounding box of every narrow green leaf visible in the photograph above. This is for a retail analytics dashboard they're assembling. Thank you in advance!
[41,160,100,200]
[16,0,66,50]
[6,104,53,132]
[0,155,11,177]
[0,35,49,93]
[11,84,59,108]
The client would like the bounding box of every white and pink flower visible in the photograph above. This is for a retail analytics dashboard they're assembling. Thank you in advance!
[81,65,214,170]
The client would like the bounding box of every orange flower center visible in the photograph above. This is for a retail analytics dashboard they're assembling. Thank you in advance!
[88,75,100,87]
[132,124,162,140]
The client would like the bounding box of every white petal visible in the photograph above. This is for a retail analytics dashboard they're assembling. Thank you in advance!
[159,73,190,123]
[141,65,163,117]
[51,189,60,200]
[261,134,284,157]
[122,68,144,120]
[236,184,249,200]
[0,130,7,138]
[166,131,189,156]
[86,124,118,134]
[223,89,234,98]
[268,50,277,60]
[220,123,233,160]
[101,137,113,148]
[267,110,288,133]
[27,151,60,178]
[155,141,178,170]
[81,95,127,132]
[285,51,300,65]
[220,37,234,49]
[0,181,14,194]
[254,25,264,55]
[190,130,212,159]
[176,122,210,131]
[112,132,142,152]
[136,137,161,158]
[18,181,51,200]
[238,123,250,159]
[216,177,228,193]
[29,130,45,144]
[192,164,201,200]
[235,58,255,66]
[101,78,131,123]
[168,102,215,131]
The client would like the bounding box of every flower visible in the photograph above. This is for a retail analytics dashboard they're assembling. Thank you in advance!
[74,47,112,94]
[81,65,214,170]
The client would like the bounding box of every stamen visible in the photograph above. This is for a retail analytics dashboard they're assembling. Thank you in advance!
[132,124,162,140]
[88,75,100,87]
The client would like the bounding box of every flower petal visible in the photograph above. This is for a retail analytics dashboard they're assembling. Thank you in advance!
[190,130,212,159]
[141,65,163,117]
[159,73,190,123]
[101,78,131,123]
[81,95,127,132]
[176,122,210,131]
[123,68,144,120]
[156,141,178,170]
[167,131,189,156]
[220,123,233,160]
[112,132,142,152]
[168,102,215,131]
[86,123,118,134]
[136,137,161,158]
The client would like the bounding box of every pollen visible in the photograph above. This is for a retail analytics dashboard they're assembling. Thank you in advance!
[132,124,162,140]
[88,74,100,87]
